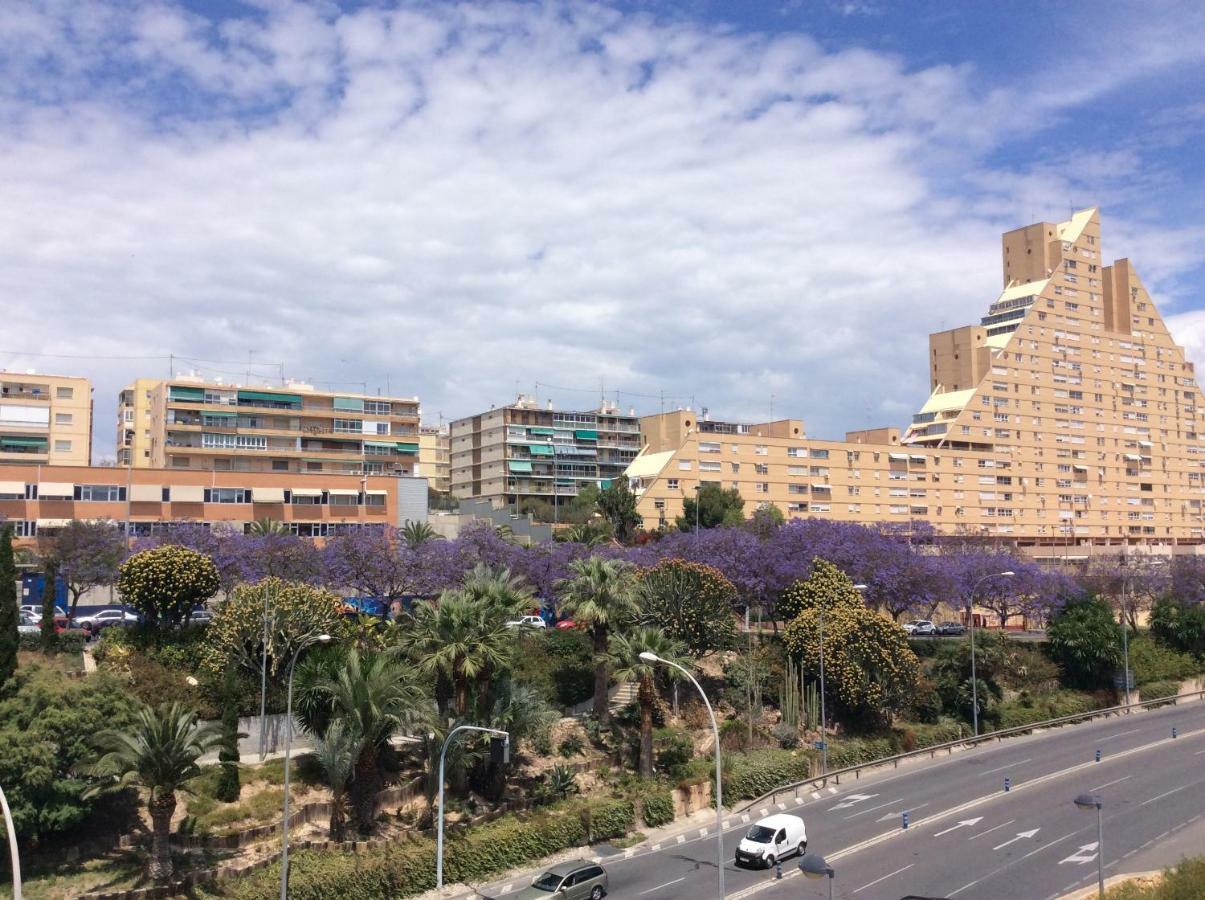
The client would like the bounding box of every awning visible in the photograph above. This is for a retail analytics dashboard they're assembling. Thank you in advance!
[528,427,555,436]
[291,487,323,498]
[365,489,388,497]
[168,386,205,401]
[327,489,360,497]
[888,452,908,462]
[333,397,365,412]
[528,444,554,456]
[364,440,395,449]
[238,390,302,405]
[1124,454,1142,461]
[811,483,831,490]
[910,455,926,463]
[1138,441,1153,447]
[251,487,285,503]
[1072,465,1088,472]
[394,442,419,453]
[129,484,163,502]
[2,436,48,447]
[574,429,598,440]
[509,460,534,473]
[0,481,25,494]
[171,485,205,502]
[36,518,70,528]
[37,482,74,498]
[202,410,237,419]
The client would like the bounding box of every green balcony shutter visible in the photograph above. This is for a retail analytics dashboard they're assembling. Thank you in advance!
[508,460,533,473]
[574,429,598,440]
[333,397,365,412]
[168,386,205,401]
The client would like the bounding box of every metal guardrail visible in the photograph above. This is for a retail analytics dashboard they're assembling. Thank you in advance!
[737,688,1205,813]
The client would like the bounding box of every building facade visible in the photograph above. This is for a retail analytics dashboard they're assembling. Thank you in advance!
[116,376,421,477]
[0,463,426,547]
[419,425,451,494]
[450,396,641,510]
[628,209,1205,551]
[0,371,92,466]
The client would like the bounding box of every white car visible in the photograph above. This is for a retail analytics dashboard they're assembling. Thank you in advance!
[735,814,807,868]
[18,612,42,635]
[904,620,937,636]
[20,604,66,624]
[75,609,140,633]
[505,615,547,630]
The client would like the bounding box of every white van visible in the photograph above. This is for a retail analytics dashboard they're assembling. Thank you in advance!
[734,813,807,868]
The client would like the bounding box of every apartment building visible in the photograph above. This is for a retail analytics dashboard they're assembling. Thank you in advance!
[0,463,427,548]
[0,371,92,466]
[628,209,1205,550]
[116,376,421,477]
[450,396,641,510]
[419,425,451,494]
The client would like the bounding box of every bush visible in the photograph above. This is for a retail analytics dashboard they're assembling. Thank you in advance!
[653,728,694,779]
[724,749,815,800]
[1102,856,1205,899]
[1150,597,1205,660]
[118,544,220,630]
[1139,680,1181,702]
[1047,596,1123,690]
[557,733,585,758]
[18,629,86,654]
[638,559,738,655]
[641,790,675,828]
[993,689,1103,730]
[826,737,894,770]
[1128,635,1200,685]
[512,629,595,708]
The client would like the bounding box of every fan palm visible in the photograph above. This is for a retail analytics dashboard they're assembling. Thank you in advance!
[400,520,440,549]
[85,703,221,881]
[312,719,360,841]
[610,628,690,777]
[248,517,287,535]
[460,563,534,617]
[305,647,429,833]
[558,557,642,723]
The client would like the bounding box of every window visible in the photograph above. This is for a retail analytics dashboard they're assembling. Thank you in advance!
[364,493,385,507]
[54,439,72,452]
[334,418,362,433]
[699,442,721,453]
[272,460,289,471]
[364,400,391,416]
[754,464,768,474]
[75,484,125,502]
[755,482,768,493]
[329,493,361,507]
[667,478,679,490]
[204,488,251,503]
[810,449,829,459]
[699,461,722,472]
[755,445,768,456]
[678,460,693,471]
[56,386,73,399]
[292,492,323,505]
[54,412,73,425]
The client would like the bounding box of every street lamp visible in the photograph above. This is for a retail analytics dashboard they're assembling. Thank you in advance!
[437,726,510,888]
[280,633,331,900]
[1073,793,1105,898]
[968,571,1014,737]
[0,783,22,900]
[694,483,702,534]
[259,580,275,761]
[816,584,867,775]
[641,651,724,899]
[799,852,834,900]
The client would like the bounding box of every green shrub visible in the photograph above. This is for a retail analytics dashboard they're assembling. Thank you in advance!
[1047,596,1123,690]
[724,749,815,800]
[512,629,595,707]
[641,790,674,828]
[1102,856,1205,899]
[557,733,585,757]
[1139,680,1181,702]
[654,727,694,779]
[18,629,86,653]
[1128,635,1200,685]
[993,689,1103,730]
[827,737,894,770]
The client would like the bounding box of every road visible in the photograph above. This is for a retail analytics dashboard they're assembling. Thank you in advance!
[468,697,1204,900]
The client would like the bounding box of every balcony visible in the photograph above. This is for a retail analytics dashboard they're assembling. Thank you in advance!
[0,386,51,402]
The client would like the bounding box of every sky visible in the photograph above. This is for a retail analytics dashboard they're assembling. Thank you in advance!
[2,0,1205,460]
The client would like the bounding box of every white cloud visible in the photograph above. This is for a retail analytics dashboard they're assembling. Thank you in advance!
[0,1,1202,458]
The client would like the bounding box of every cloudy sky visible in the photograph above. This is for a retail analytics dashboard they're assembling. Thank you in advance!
[3,0,1205,459]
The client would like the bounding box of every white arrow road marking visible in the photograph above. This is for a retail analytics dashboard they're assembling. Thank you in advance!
[992,828,1040,851]
[1059,842,1100,865]
[875,803,928,823]
[829,793,879,811]
[933,817,983,837]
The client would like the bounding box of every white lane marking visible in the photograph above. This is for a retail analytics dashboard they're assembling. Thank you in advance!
[948,879,980,896]
[722,820,730,829]
[1022,831,1077,862]
[1098,728,1141,742]
[699,828,709,837]
[676,835,685,845]
[741,814,750,823]
[1194,749,1205,755]
[810,791,821,800]
[1141,783,1194,806]
[992,828,1040,851]
[650,844,661,851]
[827,786,838,794]
[1058,842,1099,865]
[852,864,913,894]
[969,819,1015,841]
[981,758,1031,776]
[1090,775,1132,791]
[875,803,928,823]
[639,877,686,895]
[759,808,768,816]
[499,885,513,895]
[933,817,983,837]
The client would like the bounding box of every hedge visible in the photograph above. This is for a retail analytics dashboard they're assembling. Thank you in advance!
[18,630,85,653]
[641,790,675,828]
[1139,680,1182,703]
[724,749,815,800]
[826,737,895,770]
[994,690,1103,730]
[213,798,634,899]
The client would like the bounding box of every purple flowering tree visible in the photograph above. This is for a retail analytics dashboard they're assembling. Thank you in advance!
[324,526,422,615]
[48,520,128,622]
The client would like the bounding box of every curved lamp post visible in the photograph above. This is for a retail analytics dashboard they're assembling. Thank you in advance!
[1074,793,1105,898]
[799,852,834,900]
[279,633,331,900]
[0,783,21,900]
[968,571,1013,736]
[641,651,724,899]
[437,725,510,888]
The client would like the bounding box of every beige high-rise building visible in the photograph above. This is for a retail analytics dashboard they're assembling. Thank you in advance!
[628,209,1205,551]
[118,376,421,476]
[0,371,92,466]
[419,425,451,494]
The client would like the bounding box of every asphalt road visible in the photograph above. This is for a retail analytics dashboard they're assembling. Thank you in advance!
[469,697,1205,900]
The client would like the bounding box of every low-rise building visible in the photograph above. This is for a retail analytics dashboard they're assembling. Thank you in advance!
[0,371,92,466]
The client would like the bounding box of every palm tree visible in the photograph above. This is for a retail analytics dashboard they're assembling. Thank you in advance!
[460,563,534,617]
[400,520,440,549]
[402,589,514,716]
[248,517,287,535]
[560,522,614,546]
[86,703,221,881]
[558,557,642,724]
[305,647,429,834]
[312,719,359,841]
[610,628,690,777]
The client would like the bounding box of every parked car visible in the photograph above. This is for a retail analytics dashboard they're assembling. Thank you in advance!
[735,813,807,868]
[904,620,936,636]
[555,619,578,630]
[505,615,547,630]
[75,609,140,636]
[18,612,41,635]
[515,860,607,900]
[187,609,213,626]
[20,604,67,624]
[936,621,966,636]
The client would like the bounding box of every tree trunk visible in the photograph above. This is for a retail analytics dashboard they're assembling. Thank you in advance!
[147,792,177,882]
[329,788,346,841]
[638,676,655,778]
[351,745,380,835]
[592,627,610,724]
[454,676,468,718]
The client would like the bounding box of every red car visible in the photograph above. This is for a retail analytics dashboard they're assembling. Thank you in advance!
[555,619,578,630]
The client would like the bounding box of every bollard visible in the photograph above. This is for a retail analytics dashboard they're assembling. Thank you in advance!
[902,811,909,830]
[1004,776,1011,792]
[1173,726,1178,739]
[1095,749,1101,763]
[775,860,782,880]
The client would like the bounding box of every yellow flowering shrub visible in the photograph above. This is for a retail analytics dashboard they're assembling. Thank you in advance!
[117,544,220,629]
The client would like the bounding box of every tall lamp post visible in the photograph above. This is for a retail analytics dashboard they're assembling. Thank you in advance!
[799,853,834,900]
[0,783,22,900]
[816,584,867,775]
[259,580,275,761]
[1073,794,1105,898]
[968,571,1014,737]
[641,652,724,899]
[279,633,331,900]
[437,726,510,889]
